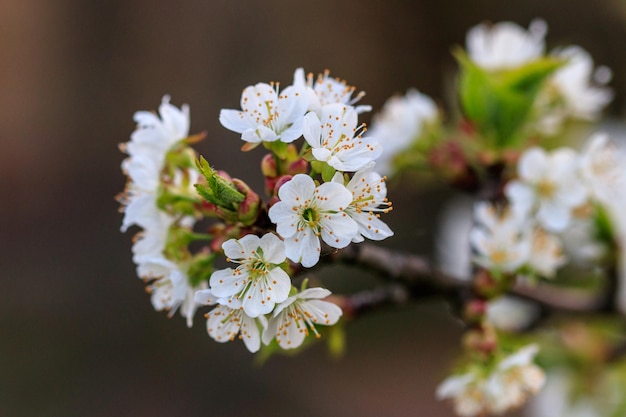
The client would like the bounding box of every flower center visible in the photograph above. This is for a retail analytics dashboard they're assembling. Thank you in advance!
[301,207,319,227]
[536,179,556,199]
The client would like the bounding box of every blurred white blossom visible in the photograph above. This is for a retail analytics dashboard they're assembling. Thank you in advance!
[368,88,438,176]
[438,345,545,417]
[506,147,587,232]
[466,19,546,70]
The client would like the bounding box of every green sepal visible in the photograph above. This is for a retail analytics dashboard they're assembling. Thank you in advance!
[165,144,197,170]
[156,186,200,216]
[309,160,336,182]
[455,49,563,148]
[321,163,337,183]
[310,160,324,177]
[264,141,289,160]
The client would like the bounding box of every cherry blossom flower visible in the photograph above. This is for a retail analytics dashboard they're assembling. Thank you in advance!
[303,104,381,172]
[120,96,190,232]
[527,227,566,278]
[579,133,624,205]
[332,163,393,243]
[293,68,371,115]
[132,242,206,328]
[437,345,545,416]
[219,82,308,144]
[469,202,531,273]
[209,233,291,318]
[194,291,267,353]
[268,174,358,267]
[505,147,587,232]
[536,48,613,135]
[551,47,612,122]
[466,19,546,71]
[262,287,342,349]
[368,88,438,176]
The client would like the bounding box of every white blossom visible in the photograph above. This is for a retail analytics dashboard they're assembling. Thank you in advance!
[219,82,308,144]
[579,133,624,205]
[194,291,267,353]
[437,345,545,416]
[132,250,206,327]
[120,96,190,232]
[303,104,381,172]
[209,234,291,318]
[268,174,358,267]
[506,147,587,232]
[293,68,371,115]
[262,287,342,349]
[527,227,567,278]
[466,19,546,71]
[332,163,393,243]
[551,47,612,122]
[368,88,438,176]
[469,202,531,273]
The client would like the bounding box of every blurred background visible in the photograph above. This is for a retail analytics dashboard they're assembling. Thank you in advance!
[1,1,626,416]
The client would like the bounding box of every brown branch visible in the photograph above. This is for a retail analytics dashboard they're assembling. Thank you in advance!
[328,243,607,314]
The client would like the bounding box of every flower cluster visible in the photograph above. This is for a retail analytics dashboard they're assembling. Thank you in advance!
[437,345,545,417]
[469,133,624,282]
[120,69,394,353]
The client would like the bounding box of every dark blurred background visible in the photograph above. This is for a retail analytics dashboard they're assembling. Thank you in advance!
[1,1,625,416]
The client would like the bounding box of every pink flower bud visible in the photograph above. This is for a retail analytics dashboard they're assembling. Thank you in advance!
[261,153,277,178]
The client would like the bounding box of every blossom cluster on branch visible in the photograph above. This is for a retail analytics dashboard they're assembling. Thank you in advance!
[118,17,626,417]
[119,68,394,353]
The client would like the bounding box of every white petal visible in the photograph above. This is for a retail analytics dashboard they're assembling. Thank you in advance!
[209,268,248,298]
[259,233,286,264]
[219,109,250,133]
[303,111,323,148]
[277,174,315,204]
[193,289,219,306]
[268,202,298,238]
[519,147,547,183]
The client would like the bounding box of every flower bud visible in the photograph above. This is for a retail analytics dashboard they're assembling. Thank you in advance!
[233,178,261,226]
[261,153,278,178]
[464,299,487,323]
[273,175,293,196]
[288,158,309,175]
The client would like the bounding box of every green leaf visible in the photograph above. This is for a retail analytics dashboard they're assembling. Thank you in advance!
[455,49,563,148]
[195,156,245,209]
